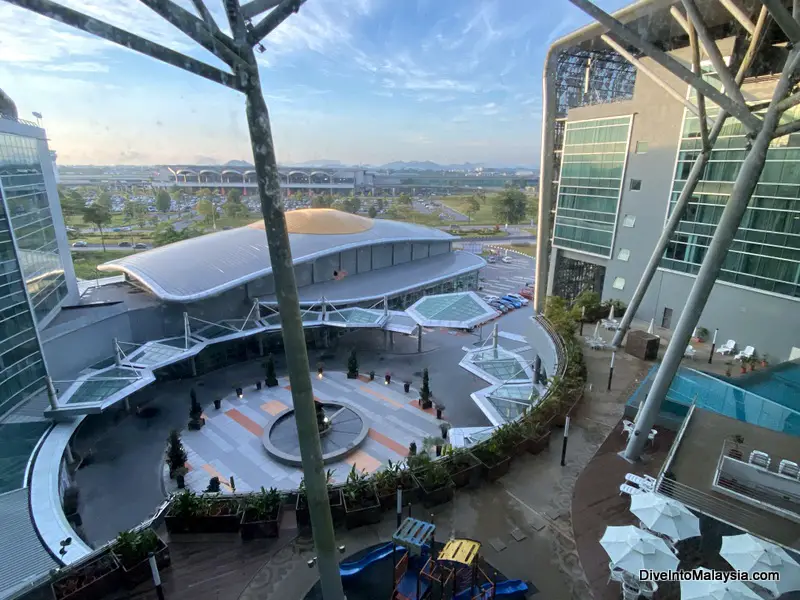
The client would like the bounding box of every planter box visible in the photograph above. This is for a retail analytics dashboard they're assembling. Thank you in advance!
[346,372,359,379]
[444,455,481,488]
[377,479,419,511]
[240,505,282,540]
[296,489,343,528]
[528,431,551,455]
[474,454,511,482]
[114,536,171,589]
[512,438,531,456]
[165,500,242,534]
[52,554,121,600]
[343,490,382,529]
[414,475,455,508]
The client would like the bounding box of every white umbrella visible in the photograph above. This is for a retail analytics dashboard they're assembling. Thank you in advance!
[608,304,615,321]
[593,321,600,339]
[600,525,679,575]
[721,534,800,596]
[681,567,762,600]
[630,492,700,541]
[647,318,655,334]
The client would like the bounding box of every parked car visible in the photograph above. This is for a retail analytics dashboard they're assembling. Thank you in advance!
[489,300,509,313]
[501,295,522,308]
[482,295,499,303]
[487,256,497,263]
[72,240,88,247]
[133,243,148,249]
[118,241,131,247]
[497,298,517,310]
[506,293,529,306]
[519,288,534,300]
[501,256,513,264]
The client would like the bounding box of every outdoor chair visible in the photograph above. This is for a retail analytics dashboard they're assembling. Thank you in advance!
[639,580,659,599]
[778,459,800,479]
[748,450,770,469]
[684,345,697,359]
[735,345,755,361]
[619,483,644,496]
[621,420,634,438]
[625,473,656,492]
[717,340,736,355]
[622,581,641,600]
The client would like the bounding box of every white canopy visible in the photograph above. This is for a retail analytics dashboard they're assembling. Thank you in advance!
[680,567,762,600]
[721,534,800,597]
[600,525,679,574]
[630,492,700,541]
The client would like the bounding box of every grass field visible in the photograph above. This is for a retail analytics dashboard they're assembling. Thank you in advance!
[437,196,498,225]
[71,250,132,279]
[495,242,536,257]
[206,213,260,230]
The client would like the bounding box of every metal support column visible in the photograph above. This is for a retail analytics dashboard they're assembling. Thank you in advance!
[190,356,197,377]
[625,49,800,461]
[417,325,423,353]
[533,355,542,385]
[46,376,58,411]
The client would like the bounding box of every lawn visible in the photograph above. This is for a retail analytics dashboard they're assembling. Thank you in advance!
[206,213,260,230]
[70,250,132,279]
[438,196,498,225]
[495,242,537,257]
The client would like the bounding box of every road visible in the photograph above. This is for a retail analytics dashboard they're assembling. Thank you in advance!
[71,244,140,252]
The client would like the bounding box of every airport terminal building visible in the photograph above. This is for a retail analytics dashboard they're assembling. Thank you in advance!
[538,16,800,361]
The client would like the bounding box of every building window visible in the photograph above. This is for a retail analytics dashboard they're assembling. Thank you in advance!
[617,248,631,262]
[630,179,642,191]
[635,141,648,154]
[612,277,626,290]
[622,215,636,228]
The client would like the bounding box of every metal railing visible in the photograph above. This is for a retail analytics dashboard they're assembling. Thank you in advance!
[0,112,40,128]
[719,439,800,476]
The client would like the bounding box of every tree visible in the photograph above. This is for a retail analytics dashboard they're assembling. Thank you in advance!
[265,354,278,387]
[81,204,111,251]
[368,205,378,218]
[311,194,333,209]
[342,197,361,214]
[461,196,481,224]
[397,193,412,206]
[491,188,528,225]
[224,199,246,218]
[96,191,113,211]
[347,349,359,378]
[420,368,432,409]
[196,198,215,224]
[227,188,242,204]
[166,430,188,476]
[123,200,137,221]
[155,189,172,213]
[375,198,384,212]
[59,190,84,218]
[527,194,539,222]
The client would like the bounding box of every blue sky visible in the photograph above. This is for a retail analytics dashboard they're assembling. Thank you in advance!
[0,0,628,166]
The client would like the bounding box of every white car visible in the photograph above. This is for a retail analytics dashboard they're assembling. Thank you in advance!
[501,256,513,264]
[72,240,88,247]
[482,295,500,303]
[506,293,529,306]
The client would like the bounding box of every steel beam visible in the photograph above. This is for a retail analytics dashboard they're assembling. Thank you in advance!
[682,0,750,113]
[248,0,306,45]
[670,6,691,33]
[567,0,761,132]
[718,0,755,34]
[241,0,281,20]
[191,0,220,32]
[611,6,770,349]
[4,0,241,91]
[625,49,800,462]
[686,15,710,149]
[762,0,800,42]
[776,89,800,112]
[772,118,800,137]
[601,34,704,120]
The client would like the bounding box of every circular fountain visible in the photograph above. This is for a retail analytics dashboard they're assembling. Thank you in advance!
[261,400,368,466]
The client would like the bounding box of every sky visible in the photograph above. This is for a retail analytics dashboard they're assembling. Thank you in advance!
[0,0,629,166]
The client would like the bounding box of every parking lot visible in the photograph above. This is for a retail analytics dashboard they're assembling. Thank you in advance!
[478,251,536,300]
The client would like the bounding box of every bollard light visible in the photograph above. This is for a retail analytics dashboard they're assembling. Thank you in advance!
[236,387,243,399]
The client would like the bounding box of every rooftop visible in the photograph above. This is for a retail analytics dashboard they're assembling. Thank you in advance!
[98,212,454,303]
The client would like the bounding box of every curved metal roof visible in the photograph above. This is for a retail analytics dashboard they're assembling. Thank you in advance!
[98,211,454,302]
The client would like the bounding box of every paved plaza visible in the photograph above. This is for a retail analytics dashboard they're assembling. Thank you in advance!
[169,371,444,493]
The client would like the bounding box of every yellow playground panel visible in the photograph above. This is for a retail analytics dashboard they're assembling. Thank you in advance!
[437,539,481,566]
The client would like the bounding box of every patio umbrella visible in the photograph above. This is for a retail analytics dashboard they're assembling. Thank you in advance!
[647,319,654,334]
[600,525,679,575]
[630,492,700,541]
[608,304,615,321]
[721,534,800,596]
[681,567,762,600]
[593,322,600,339]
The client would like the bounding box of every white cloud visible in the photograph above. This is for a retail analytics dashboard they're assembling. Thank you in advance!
[39,62,110,73]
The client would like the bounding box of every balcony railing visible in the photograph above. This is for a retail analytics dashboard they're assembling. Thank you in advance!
[0,112,40,128]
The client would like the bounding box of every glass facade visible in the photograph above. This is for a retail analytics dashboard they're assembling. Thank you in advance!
[554,115,632,257]
[0,182,47,418]
[662,103,800,298]
[0,132,68,322]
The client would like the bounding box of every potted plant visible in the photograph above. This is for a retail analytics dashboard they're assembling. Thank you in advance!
[420,368,432,409]
[296,470,343,528]
[165,490,242,534]
[174,466,188,489]
[740,359,748,374]
[265,354,279,387]
[373,460,419,510]
[749,358,757,371]
[472,438,511,482]
[724,361,733,377]
[342,465,382,529]
[347,348,359,379]
[214,398,222,410]
[442,447,481,488]
[693,326,709,343]
[166,430,188,479]
[727,434,745,460]
[112,529,170,588]
[369,370,375,381]
[206,476,221,492]
[188,392,204,430]
[760,354,769,368]
[241,487,283,540]
[413,460,454,507]
[52,553,121,600]
[403,381,410,393]
[527,421,551,455]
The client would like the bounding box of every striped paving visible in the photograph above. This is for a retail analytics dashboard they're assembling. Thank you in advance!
[172,371,442,493]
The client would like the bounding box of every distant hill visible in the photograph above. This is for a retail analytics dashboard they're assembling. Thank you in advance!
[377,161,536,172]
[225,159,253,167]
[289,159,344,167]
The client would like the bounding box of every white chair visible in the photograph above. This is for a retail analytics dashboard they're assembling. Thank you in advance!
[684,345,697,359]
[717,339,736,355]
[625,473,656,492]
[622,581,641,600]
[620,483,644,496]
[621,420,634,438]
[639,580,659,599]
[749,450,770,469]
[778,459,800,479]
[735,345,755,360]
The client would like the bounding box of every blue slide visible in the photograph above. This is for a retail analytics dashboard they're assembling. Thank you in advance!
[454,579,529,599]
[340,542,403,578]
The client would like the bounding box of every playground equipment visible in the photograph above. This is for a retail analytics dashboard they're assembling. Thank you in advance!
[391,517,436,600]
[422,538,499,600]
